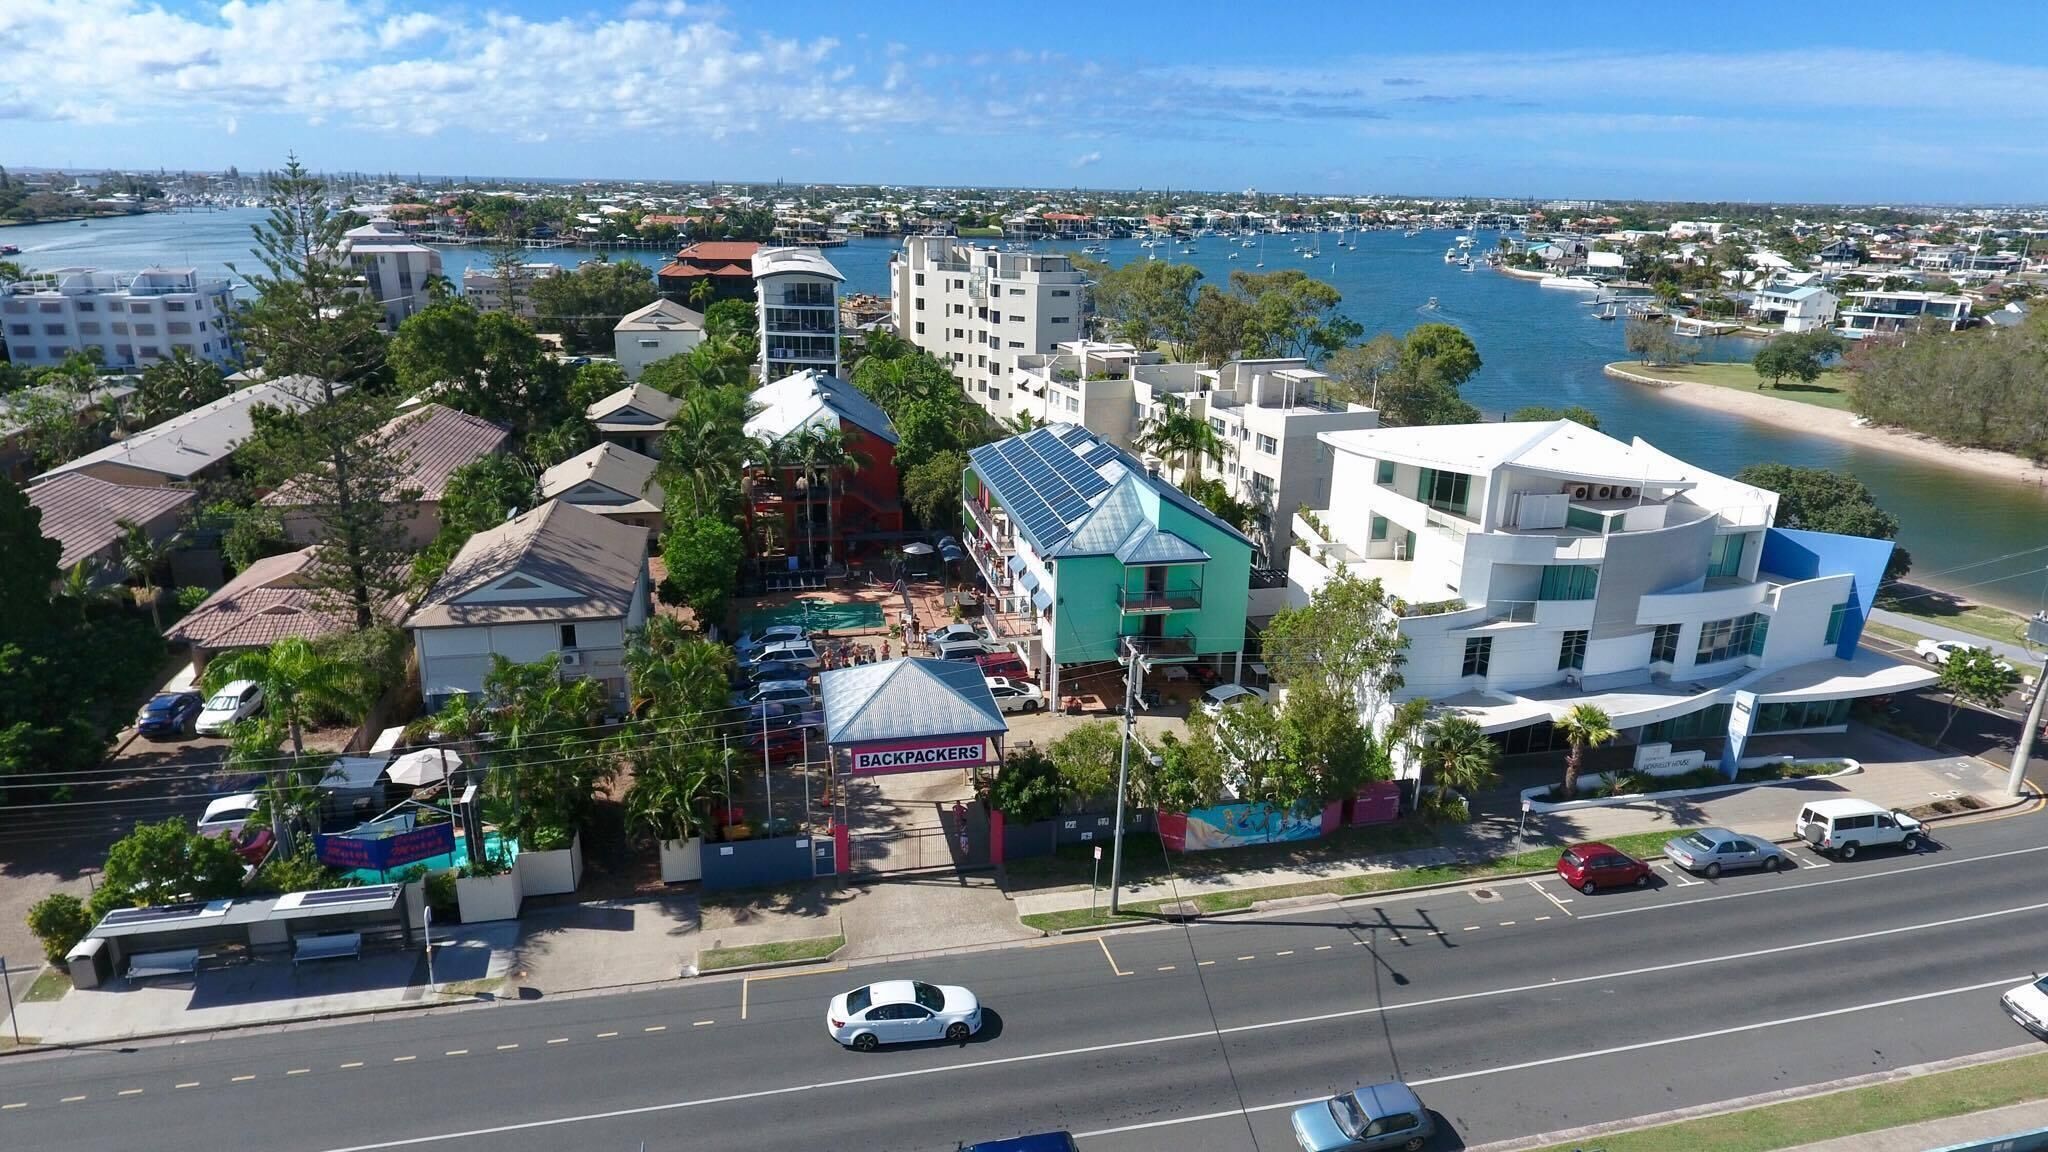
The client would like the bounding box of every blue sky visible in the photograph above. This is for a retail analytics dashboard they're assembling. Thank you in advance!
[4,1,2047,202]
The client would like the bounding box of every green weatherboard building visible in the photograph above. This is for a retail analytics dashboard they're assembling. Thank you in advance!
[963,424,1254,703]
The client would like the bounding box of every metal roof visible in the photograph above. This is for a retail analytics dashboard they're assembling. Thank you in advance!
[819,658,1007,745]
[1114,523,1209,565]
[968,424,1248,559]
[34,377,324,483]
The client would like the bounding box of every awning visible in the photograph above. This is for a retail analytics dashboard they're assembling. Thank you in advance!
[1031,588,1053,611]
[1018,569,1040,593]
[1006,554,1026,575]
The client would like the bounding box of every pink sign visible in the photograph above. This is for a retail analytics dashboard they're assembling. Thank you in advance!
[846,736,990,776]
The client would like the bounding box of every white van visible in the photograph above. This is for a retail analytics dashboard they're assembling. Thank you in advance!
[1794,798,1924,858]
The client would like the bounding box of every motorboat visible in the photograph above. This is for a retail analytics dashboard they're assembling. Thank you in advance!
[1443,247,1460,262]
[1538,275,1606,291]
[1423,297,1439,310]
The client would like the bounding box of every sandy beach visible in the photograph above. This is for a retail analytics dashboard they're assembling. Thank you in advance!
[1604,362,2048,488]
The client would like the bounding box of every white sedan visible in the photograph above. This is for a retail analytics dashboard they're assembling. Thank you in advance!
[984,676,1044,714]
[827,979,982,1050]
[1915,638,2015,673]
[2002,974,2048,1039]
[1200,683,1270,717]
[195,679,265,735]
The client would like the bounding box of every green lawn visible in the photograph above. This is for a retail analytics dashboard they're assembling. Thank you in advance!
[1615,360,1856,411]
[1524,1050,2048,1152]
[698,934,845,972]
[1863,620,1927,648]
[24,967,70,1003]
[1886,593,2032,648]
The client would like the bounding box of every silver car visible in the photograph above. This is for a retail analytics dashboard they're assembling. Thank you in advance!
[1663,827,1789,878]
[1290,1080,1434,1151]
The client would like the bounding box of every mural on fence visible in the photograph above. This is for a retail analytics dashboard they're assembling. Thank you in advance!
[1157,803,1323,852]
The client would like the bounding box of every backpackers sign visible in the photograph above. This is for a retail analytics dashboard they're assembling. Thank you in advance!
[847,737,990,776]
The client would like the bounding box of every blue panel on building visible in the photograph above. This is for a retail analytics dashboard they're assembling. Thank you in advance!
[1759,527,1895,659]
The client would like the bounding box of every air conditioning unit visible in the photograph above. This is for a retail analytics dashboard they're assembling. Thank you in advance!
[1595,485,1617,499]
[1617,485,1638,499]
[1567,483,1594,500]
[558,650,582,668]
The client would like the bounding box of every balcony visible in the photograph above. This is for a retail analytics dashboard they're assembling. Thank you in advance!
[1118,586,1203,614]
[1124,633,1198,665]
[963,499,1015,556]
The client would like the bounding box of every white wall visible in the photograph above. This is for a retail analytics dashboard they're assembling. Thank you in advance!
[617,327,703,381]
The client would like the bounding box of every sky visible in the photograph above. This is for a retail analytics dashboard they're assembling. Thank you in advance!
[4,1,2047,203]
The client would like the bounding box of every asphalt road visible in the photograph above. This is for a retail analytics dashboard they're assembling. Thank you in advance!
[3,808,2044,1152]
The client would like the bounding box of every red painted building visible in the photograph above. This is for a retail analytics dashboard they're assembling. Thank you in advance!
[657,240,761,305]
[742,369,902,569]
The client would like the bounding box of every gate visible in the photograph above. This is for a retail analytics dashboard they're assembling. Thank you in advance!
[847,806,991,875]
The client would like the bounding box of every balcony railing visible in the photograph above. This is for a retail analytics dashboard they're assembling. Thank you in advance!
[1124,634,1198,664]
[963,500,1013,554]
[1118,587,1203,614]
[1485,600,1538,624]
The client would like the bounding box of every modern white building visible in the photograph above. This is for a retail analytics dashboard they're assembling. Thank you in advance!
[890,236,1090,416]
[1,267,236,370]
[339,217,444,331]
[461,262,561,318]
[1288,420,1933,772]
[612,298,705,381]
[1834,290,1971,339]
[753,247,843,381]
[1750,284,1838,333]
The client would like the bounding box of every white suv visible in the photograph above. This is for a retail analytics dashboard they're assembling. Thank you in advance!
[1795,798,1923,859]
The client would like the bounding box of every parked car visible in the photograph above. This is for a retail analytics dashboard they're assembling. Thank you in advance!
[195,679,265,735]
[745,640,821,670]
[1914,638,2016,673]
[736,625,807,656]
[985,676,1044,714]
[1200,683,1271,717]
[1663,827,1789,878]
[826,979,982,1050]
[974,652,1031,680]
[197,792,261,836]
[135,691,203,739]
[1289,1080,1435,1152]
[747,680,816,708]
[746,660,812,686]
[1555,842,1651,894]
[924,623,983,650]
[209,824,276,866]
[743,726,811,761]
[1795,798,1923,858]
[935,638,995,661]
[962,1135,1077,1152]
[2000,973,2048,1039]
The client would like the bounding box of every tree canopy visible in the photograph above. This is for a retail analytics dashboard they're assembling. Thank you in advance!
[529,257,658,353]
[1326,325,1483,426]
[1849,309,2048,460]
[1734,463,1912,585]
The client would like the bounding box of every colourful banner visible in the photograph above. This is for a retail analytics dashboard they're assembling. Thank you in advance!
[315,820,455,871]
[846,737,990,776]
[1158,803,1323,852]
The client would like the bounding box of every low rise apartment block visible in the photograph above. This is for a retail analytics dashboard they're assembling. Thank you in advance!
[1,266,236,370]
[890,237,1089,414]
[461,262,561,318]
[340,217,444,330]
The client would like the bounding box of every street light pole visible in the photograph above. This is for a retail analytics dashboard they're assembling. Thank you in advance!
[2008,655,2048,797]
[1109,637,1137,914]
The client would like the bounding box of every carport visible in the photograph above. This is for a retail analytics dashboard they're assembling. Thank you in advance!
[818,658,1008,875]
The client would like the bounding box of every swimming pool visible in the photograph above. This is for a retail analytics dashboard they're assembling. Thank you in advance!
[743,598,884,634]
[347,830,518,884]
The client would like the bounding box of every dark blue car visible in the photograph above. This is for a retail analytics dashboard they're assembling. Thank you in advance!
[962,1135,1077,1152]
[136,691,203,739]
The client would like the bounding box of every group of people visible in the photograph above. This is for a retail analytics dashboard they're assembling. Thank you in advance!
[815,637,887,670]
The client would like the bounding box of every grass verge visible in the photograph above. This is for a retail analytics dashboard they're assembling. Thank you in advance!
[24,967,70,1003]
[1614,359,1856,411]
[1886,595,2031,648]
[699,934,845,972]
[1863,620,1928,648]
[1523,1050,2048,1152]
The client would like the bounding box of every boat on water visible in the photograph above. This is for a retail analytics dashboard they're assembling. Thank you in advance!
[1443,247,1461,263]
[1538,275,1606,291]
[1081,244,1106,254]
[1423,297,1439,310]
[1403,228,1421,237]
[0,244,18,256]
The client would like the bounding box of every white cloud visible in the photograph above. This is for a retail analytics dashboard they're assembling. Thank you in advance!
[1071,150,1101,168]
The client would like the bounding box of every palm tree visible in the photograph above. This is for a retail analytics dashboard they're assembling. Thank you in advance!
[203,636,368,760]
[56,559,126,620]
[115,517,182,632]
[1419,714,1498,816]
[687,278,714,310]
[1134,396,1225,487]
[624,616,733,716]
[660,385,759,519]
[1556,703,1617,799]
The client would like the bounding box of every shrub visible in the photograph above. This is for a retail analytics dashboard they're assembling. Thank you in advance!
[176,585,211,611]
[987,749,1061,823]
[1418,792,1469,824]
[250,847,347,896]
[27,892,93,964]
[423,871,458,921]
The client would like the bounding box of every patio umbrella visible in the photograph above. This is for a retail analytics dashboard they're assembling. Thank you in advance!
[939,545,965,562]
[387,747,462,787]
[901,542,936,556]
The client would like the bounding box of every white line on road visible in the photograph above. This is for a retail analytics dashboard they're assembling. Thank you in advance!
[444,1050,468,1057]
[1462,925,1480,932]
[230,1076,255,1083]
[340,1062,364,1069]
[1798,849,1832,869]
[1314,945,1332,951]
[1655,862,1700,887]
[596,1032,618,1039]
[176,1082,201,1089]
[3,1101,25,1109]
[61,1095,87,1103]
[1535,915,1551,921]
[1274,950,1294,956]
[546,1038,568,1045]
[645,1026,667,1032]
[391,1057,415,1063]
[117,1088,143,1096]
[1068,975,2025,1140]
[495,1044,518,1051]
[297,907,2048,1152]
[1584,842,2048,921]
[286,1069,309,1076]
[1530,879,1575,917]
[691,1021,714,1027]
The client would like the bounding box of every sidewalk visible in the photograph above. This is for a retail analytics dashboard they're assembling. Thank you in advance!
[1784,1099,2048,1152]
[1870,607,2037,667]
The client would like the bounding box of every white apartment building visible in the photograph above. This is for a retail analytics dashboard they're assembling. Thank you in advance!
[1289,420,1933,773]
[1009,342,1377,565]
[753,247,842,381]
[1834,290,1971,339]
[890,236,1089,416]
[1,267,236,370]
[339,217,444,331]
[612,298,704,381]
[461,262,562,318]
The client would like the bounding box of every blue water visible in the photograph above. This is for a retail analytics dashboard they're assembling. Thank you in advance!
[345,829,516,884]
[7,211,2044,613]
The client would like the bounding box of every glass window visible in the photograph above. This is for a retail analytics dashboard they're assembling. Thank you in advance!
[1256,433,1278,455]
[1651,623,1681,663]
[1369,515,1388,541]
[1558,630,1587,671]
[1695,613,1767,664]
[1825,602,1849,644]
[1461,636,1491,677]
[1565,505,1607,533]
[1708,533,1745,579]
[1376,459,1395,484]
[1539,565,1599,601]
[1416,467,1470,514]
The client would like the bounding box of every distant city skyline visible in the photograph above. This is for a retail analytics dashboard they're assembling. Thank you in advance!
[5,1,2048,203]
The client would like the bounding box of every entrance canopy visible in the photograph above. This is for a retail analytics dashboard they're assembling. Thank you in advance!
[820,657,1008,776]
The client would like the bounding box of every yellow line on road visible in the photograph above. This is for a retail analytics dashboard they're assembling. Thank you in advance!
[1098,937,1131,976]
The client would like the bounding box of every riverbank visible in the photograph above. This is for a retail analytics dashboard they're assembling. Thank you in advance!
[1606,361,2048,488]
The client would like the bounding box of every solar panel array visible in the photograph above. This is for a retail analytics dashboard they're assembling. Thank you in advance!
[100,903,210,928]
[297,884,400,909]
[970,426,1112,550]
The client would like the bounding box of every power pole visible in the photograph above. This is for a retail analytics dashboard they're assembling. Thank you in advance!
[2013,614,2048,798]
[1109,636,1137,914]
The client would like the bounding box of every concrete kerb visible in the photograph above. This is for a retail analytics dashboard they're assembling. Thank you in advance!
[1519,757,1862,816]
[0,987,498,1060]
[1463,1043,2046,1152]
[691,940,849,979]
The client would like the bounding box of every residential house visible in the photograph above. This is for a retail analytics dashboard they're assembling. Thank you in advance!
[612,299,705,382]
[742,368,901,567]
[539,442,665,539]
[339,218,444,331]
[1835,290,1971,339]
[754,248,843,381]
[890,237,1090,415]
[407,500,652,711]
[31,375,322,487]
[1751,285,1839,334]
[461,262,561,319]
[656,240,760,305]
[167,546,406,673]
[1,381,135,483]
[1289,420,1933,771]
[962,424,1255,702]
[27,470,195,572]
[267,403,509,547]
[584,382,683,458]
[1,266,236,370]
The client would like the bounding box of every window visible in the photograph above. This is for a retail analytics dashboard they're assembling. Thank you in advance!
[1538,565,1599,601]
[1558,630,1587,671]
[914,297,924,310]
[1651,622,1681,663]
[74,301,94,312]
[1641,703,1731,743]
[43,323,65,335]
[1008,340,1024,348]
[1009,314,1024,323]
[1049,316,1070,324]
[139,346,160,358]
[130,302,152,314]
[1416,467,1470,514]
[77,321,100,335]
[135,323,157,336]
[1825,602,1849,644]
[914,273,924,286]
[1461,636,1492,677]
[166,301,187,312]
[559,624,578,649]
[112,322,129,335]
[915,322,925,335]
[5,324,27,337]
[1051,288,1071,297]
[1256,433,1278,454]
[1376,459,1395,485]
[1369,515,1389,541]
[1695,612,1767,664]
[1707,533,1745,579]
[1565,505,1607,533]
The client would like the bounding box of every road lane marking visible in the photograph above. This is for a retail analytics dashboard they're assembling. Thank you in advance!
[691,1020,714,1027]
[176,1082,201,1089]
[231,1076,255,1083]
[1530,879,1576,917]
[340,1062,364,1069]
[1237,955,1255,961]
[1655,862,1700,887]
[1198,960,1215,967]
[741,963,848,1019]
[392,1056,416,1063]
[644,1026,666,1033]
[1498,922,1516,927]
[496,1044,519,1050]
[1535,915,1551,922]
[1798,849,1832,869]
[444,1050,468,1057]
[1066,975,2027,1140]
[1274,950,1294,956]
[3,1102,25,1109]
[62,1095,87,1102]
[1156,965,1175,972]
[296,910,2048,1152]
[1098,938,1130,977]
[547,1038,568,1045]
[286,1069,309,1076]
[1585,842,2048,921]
[118,1088,144,1096]
[1462,925,1480,931]
[1314,945,1332,951]
[596,1032,619,1038]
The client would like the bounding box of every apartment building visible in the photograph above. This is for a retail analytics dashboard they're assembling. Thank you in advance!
[754,247,842,381]
[1834,290,1971,339]
[1288,420,1933,773]
[461,262,561,318]
[889,236,1089,416]
[339,217,444,330]
[1,266,236,370]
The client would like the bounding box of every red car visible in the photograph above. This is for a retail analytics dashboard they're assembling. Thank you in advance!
[1555,841,1651,894]
[975,652,1030,681]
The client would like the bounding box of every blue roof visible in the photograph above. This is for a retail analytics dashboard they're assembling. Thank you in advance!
[819,658,1007,745]
[1114,524,1209,565]
[966,423,1248,558]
